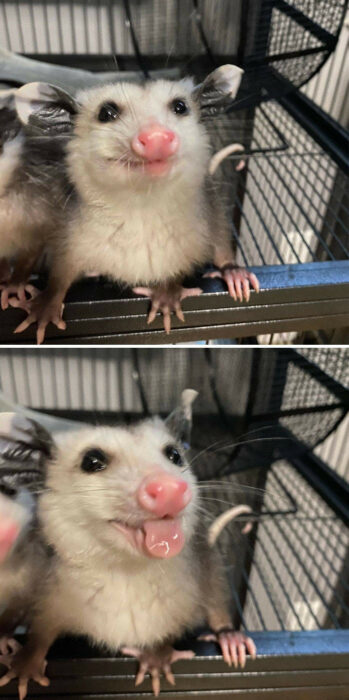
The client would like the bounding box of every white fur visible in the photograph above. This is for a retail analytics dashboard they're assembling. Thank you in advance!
[38,421,203,649]
[0,134,23,199]
[60,80,212,284]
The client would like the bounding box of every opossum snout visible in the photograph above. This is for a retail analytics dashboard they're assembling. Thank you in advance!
[131,125,179,161]
[137,471,191,517]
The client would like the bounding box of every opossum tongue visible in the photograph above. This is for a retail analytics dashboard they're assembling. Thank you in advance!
[143,518,184,558]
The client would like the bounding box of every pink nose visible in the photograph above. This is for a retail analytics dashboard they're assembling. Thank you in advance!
[132,125,179,161]
[137,472,191,517]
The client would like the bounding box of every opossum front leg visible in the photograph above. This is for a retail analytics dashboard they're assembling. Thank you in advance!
[199,547,256,668]
[13,265,77,345]
[205,239,259,302]
[201,594,256,667]
[199,628,256,668]
[133,281,203,334]
[122,644,195,697]
[0,250,41,311]
[0,631,52,700]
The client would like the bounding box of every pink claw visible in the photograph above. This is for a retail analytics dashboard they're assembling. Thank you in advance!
[204,265,259,302]
[198,630,256,668]
[122,645,195,696]
[133,284,202,334]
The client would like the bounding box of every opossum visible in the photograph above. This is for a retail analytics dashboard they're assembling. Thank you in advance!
[0,88,72,311]
[0,413,52,668]
[0,391,256,698]
[12,65,259,343]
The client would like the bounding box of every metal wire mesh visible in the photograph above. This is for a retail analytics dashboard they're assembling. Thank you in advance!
[0,347,347,639]
[0,0,347,105]
[0,347,347,466]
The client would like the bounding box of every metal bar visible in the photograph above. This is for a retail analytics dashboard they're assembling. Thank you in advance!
[191,0,216,67]
[289,451,349,527]
[273,0,336,47]
[281,91,349,176]
[123,0,149,78]
[288,349,349,402]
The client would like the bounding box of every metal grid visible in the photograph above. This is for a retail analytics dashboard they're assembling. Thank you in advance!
[0,0,346,106]
[0,348,348,697]
[206,460,349,632]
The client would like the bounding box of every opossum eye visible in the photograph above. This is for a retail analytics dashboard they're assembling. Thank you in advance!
[164,445,183,466]
[170,98,189,116]
[0,483,17,498]
[81,448,109,473]
[97,102,120,122]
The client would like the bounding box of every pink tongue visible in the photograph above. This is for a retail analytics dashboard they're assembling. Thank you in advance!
[143,518,185,559]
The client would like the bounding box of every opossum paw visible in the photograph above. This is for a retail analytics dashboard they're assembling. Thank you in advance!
[0,637,21,656]
[13,297,66,345]
[198,629,256,668]
[204,265,259,302]
[133,284,202,334]
[0,651,49,700]
[121,645,195,696]
[0,283,39,311]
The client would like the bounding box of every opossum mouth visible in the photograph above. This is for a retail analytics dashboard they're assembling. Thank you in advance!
[109,517,185,558]
[109,156,175,177]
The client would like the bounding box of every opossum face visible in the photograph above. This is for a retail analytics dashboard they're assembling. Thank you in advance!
[43,419,198,561]
[15,66,244,195]
[69,80,210,188]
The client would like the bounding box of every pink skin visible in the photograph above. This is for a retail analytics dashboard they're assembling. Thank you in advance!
[204,265,260,302]
[121,646,195,697]
[111,472,192,559]
[131,125,179,177]
[0,638,21,657]
[137,472,191,518]
[133,284,203,334]
[0,518,20,562]
[0,651,49,700]
[198,630,257,668]
[1,283,39,312]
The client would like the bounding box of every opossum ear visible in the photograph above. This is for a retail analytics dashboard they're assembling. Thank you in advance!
[0,412,54,477]
[14,81,78,135]
[165,389,198,449]
[0,88,21,145]
[192,64,244,116]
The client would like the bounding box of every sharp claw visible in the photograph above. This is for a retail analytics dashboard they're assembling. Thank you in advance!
[225,274,237,300]
[220,638,231,666]
[175,303,185,323]
[235,279,243,302]
[238,643,246,668]
[249,273,260,293]
[135,667,146,686]
[18,678,28,700]
[242,279,250,302]
[246,638,257,659]
[163,311,171,334]
[0,671,15,687]
[164,665,175,686]
[151,669,160,697]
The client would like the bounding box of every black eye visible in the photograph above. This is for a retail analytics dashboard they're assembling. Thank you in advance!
[97,102,120,122]
[81,448,108,473]
[164,445,183,466]
[0,483,17,498]
[171,99,189,116]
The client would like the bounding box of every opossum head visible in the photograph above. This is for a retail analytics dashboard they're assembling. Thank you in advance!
[41,390,199,562]
[14,65,243,194]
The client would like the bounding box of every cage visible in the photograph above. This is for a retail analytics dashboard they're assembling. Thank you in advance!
[0,0,348,344]
[0,346,348,697]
